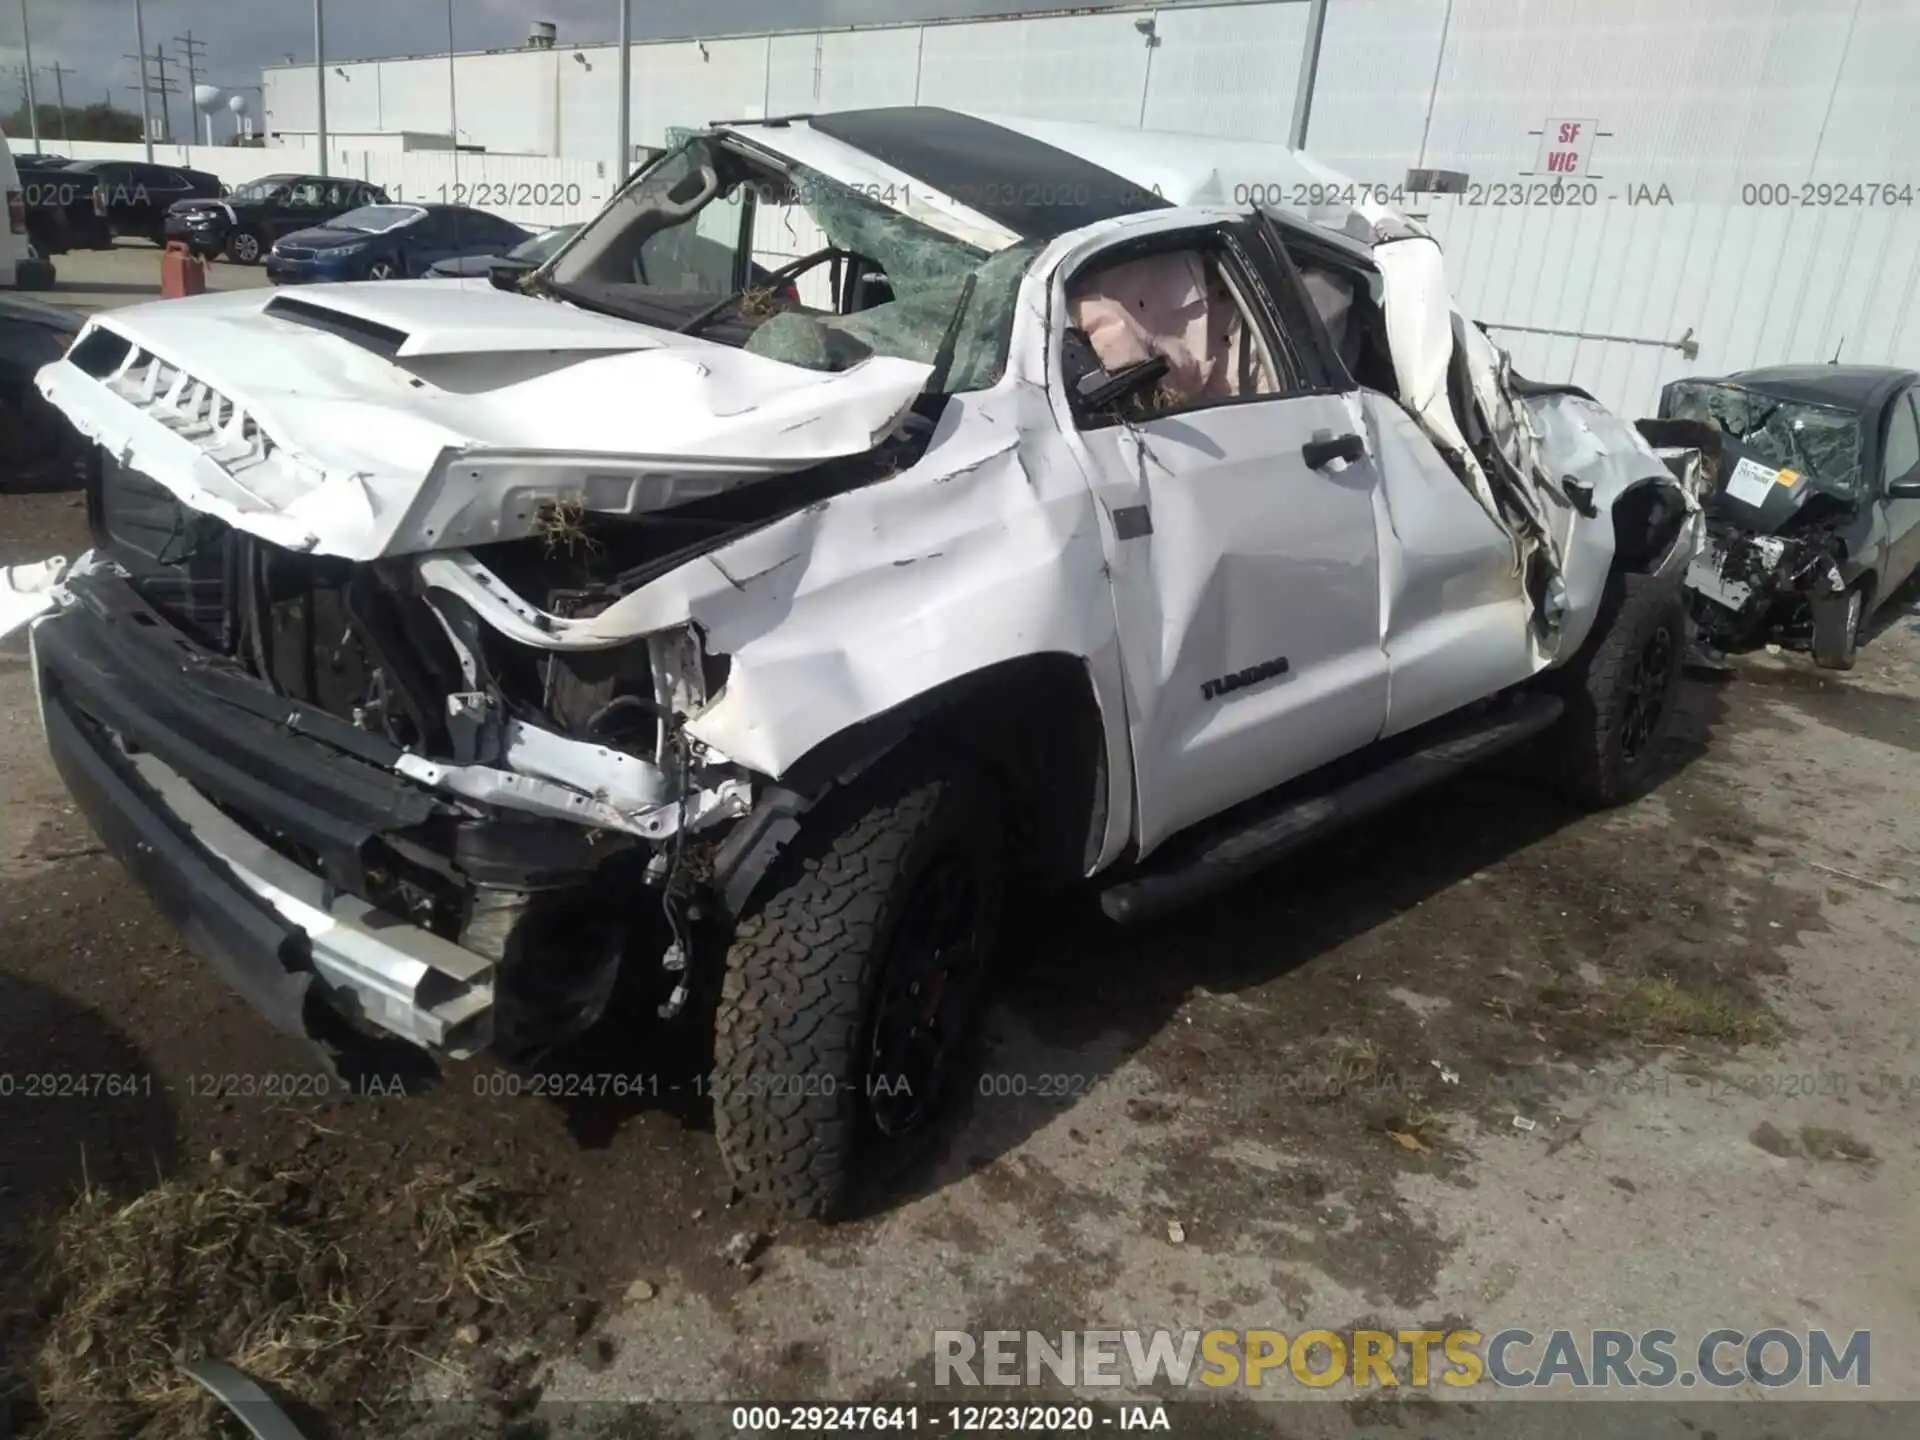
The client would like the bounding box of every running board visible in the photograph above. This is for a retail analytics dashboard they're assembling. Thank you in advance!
[1100,693,1565,924]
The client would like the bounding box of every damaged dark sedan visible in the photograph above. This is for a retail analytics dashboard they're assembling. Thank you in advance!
[1647,365,1920,670]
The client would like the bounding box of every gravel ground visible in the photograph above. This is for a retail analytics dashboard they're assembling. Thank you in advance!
[2,264,1917,1437]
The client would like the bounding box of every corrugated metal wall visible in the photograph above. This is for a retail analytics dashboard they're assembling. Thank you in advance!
[248,0,1920,416]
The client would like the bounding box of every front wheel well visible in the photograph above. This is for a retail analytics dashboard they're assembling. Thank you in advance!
[1609,477,1691,574]
[773,654,1111,889]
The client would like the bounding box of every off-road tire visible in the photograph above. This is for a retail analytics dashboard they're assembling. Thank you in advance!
[712,750,1003,1220]
[1549,569,1687,809]
[225,229,264,265]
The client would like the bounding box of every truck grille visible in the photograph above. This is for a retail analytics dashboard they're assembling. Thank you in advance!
[99,344,278,472]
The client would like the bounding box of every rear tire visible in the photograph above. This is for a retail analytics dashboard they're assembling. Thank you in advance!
[1548,570,1687,809]
[712,749,1003,1220]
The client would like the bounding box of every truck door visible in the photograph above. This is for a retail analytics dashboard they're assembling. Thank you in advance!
[1050,219,1389,856]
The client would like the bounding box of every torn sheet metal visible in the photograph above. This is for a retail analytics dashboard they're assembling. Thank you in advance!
[1527,389,1703,654]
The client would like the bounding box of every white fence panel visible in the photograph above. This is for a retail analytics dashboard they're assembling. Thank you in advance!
[371,153,614,228]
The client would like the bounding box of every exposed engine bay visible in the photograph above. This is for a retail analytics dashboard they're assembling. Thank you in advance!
[74,431,949,1060]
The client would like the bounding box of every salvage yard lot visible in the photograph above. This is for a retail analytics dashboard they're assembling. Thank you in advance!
[21,242,272,317]
[3,260,1919,1437]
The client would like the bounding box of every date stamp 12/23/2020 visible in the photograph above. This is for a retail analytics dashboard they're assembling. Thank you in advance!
[0,1070,409,1102]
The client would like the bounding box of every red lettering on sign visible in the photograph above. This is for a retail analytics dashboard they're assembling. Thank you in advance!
[1557,122,1583,143]
[1546,150,1579,172]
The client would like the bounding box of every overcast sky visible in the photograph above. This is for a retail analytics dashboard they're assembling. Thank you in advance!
[3,0,1137,139]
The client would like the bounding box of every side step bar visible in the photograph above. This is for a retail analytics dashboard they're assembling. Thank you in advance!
[1100,692,1565,924]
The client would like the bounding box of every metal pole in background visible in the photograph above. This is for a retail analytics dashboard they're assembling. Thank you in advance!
[616,0,631,183]
[133,0,153,160]
[447,0,459,250]
[446,0,457,151]
[45,60,70,141]
[17,0,38,151]
[313,0,328,176]
[1287,0,1329,151]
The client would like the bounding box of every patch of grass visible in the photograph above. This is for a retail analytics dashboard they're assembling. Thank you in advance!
[1613,976,1777,1048]
[1305,1037,1404,1105]
[401,1167,537,1307]
[1525,974,1777,1050]
[32,1174,363,1440]
[27,1164,536,1439]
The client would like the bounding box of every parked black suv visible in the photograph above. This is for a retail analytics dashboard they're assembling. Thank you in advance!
[15,154,79,255]
[51,160,224,248]
[166,173,391,264]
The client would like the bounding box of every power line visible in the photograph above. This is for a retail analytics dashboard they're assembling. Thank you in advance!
[173,29,210,143]
[123,46,178,143]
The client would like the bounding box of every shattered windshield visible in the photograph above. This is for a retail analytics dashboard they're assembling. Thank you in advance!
[1665,381,1866,500]
[544,137,1036,395]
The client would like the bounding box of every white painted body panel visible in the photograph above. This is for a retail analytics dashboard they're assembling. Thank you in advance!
[12,112,1691,877]
[36,283,932,559]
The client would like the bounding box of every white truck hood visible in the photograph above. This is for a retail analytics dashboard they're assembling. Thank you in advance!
[36,283,932,559]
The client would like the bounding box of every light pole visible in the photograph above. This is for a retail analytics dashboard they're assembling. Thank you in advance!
[133,0,153,160]
[18,0,39,152]
[313,0,328,176]
[1287,0,1329,151]
[616,0,631,183]
[446,0,457,152]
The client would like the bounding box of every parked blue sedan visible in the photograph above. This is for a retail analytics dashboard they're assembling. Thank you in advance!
[265,202,531,284]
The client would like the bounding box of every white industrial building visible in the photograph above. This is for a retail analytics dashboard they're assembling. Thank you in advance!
[244,0,1920,414]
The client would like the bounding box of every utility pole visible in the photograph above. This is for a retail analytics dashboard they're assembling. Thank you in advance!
[446,0,457,150]
[173,29,209,145]
[313,0,328,177]
[153,44,171,142]
[38,60,75,142]
[132,0,153,159]
[124,50,178,148]
[1287,0,1329,151]
[18,0,40,152]
[616,0,631,183]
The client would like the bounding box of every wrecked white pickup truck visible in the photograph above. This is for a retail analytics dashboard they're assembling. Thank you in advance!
[2,108,1699,1217]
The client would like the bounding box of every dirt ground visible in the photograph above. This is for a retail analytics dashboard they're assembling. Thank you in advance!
[3,257,1917,1437]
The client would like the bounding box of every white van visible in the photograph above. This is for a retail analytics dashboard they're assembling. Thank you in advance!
[0,125,52,289]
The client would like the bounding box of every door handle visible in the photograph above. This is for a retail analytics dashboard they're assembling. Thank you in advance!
[1302,432,1366,469]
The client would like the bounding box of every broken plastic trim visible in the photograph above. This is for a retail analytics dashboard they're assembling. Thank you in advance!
[181,1359,312,1440]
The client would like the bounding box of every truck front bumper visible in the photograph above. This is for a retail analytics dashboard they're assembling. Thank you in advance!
[26,570,630,1063]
